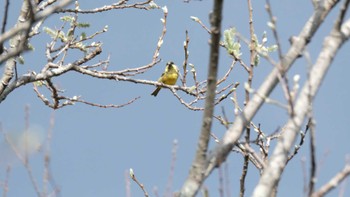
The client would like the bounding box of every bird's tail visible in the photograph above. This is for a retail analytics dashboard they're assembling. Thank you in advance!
[151,87,161,97]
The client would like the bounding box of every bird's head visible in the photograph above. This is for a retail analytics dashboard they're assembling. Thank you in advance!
[165,61,179,73]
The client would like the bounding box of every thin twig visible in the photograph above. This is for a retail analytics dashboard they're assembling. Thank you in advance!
[265,0,283,60]
[129,169,149,197]
[57,0,153,13]
[191,16,211,34]
[2,165,11,197]
[308,118,317,196]
[181,30,190,86]
[240,0,255,194]
[287,119,311,162]
[0,0,10,55]
[164,139,178,197]
[218,165,224,197]
[265,0,295,116]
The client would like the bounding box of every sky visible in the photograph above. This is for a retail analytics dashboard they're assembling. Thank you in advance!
[0,0,350,197]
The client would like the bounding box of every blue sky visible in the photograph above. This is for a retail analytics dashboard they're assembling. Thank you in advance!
[0,1,350,197]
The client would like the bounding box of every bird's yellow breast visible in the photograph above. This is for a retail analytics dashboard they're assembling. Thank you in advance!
[160,72,178,85]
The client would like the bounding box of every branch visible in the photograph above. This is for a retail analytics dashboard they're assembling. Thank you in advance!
[0,0,10,55]
[179,0,223,196]
[0,0,36,96]
[311,164,350,197]
[0,46,101,103]
[265,0,283,61]
[0,0,73,50]
[57,0,153,13]
[164,139,178,197]
[265,0,295,116]
[0,0,73,100]
[129,168,149,197]
[308,118,317,196]
[240,0,255,195]
[202,0,340,184]
[252,17,350,197]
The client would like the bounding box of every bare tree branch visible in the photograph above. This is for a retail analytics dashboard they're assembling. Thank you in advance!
[0,0,10,55]
[57,0,153,13]
[179,0,223,196]
[252,16,350,197]
[129,168,149,197]
[308,119,317,196]
[311,164,350,197]
[0,0,73,54]
[240,0,255,195]
[202,0,340,185]
[0,0,36,97]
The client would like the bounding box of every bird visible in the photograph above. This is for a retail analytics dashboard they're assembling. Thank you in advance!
[151,61,179,97]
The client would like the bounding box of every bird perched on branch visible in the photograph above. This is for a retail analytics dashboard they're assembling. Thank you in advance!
[151,61,179,97]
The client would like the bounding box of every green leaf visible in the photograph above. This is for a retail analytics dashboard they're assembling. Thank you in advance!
[43,27,67,42]
[268,45,278,52]
[60,16,74,22]
[80,32,87,40]
[254,54,260,66]
[223,28,242,58]
[77,23,90,28]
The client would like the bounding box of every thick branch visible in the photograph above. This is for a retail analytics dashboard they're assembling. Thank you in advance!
[202,0,340,181]
[179,0,223,196]
[252,18,350,197]
[0,0,34,95]
[311,164,350,197]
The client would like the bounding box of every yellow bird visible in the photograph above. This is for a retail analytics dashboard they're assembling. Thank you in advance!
[151,61,179,96]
